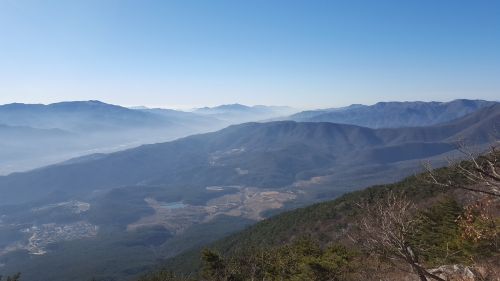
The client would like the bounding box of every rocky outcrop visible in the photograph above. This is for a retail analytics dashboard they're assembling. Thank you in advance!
[430,265,478,280]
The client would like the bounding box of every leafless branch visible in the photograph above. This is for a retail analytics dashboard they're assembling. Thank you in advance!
[422,142,500,197]
[357,192,445,281]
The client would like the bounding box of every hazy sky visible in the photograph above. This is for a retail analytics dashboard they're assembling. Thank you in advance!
[0,0,499,109]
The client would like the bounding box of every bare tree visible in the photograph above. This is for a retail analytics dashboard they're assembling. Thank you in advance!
[423,142,500,197]
[357,193,445,281]
[420,141,500,272]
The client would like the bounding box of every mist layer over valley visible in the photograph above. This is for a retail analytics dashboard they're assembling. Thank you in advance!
[0,101,295,175]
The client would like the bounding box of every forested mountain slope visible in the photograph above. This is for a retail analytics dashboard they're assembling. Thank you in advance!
[149,151,499,281]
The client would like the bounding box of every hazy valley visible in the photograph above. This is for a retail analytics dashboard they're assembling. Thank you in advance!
[0,101,295,175]
[0,99,498,280]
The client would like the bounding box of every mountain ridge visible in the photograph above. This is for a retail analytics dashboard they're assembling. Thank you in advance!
[289,99,498,128]
[0,104,498,206]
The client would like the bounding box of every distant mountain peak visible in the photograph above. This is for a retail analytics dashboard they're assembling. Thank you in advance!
[0,100,111,108]
[196,103,251,111]
[50,100,115,107]
[218,103,249,108]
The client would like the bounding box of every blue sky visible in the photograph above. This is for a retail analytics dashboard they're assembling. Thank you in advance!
[0,0,499,109]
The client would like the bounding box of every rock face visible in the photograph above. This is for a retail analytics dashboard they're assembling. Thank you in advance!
[430,265,481,281]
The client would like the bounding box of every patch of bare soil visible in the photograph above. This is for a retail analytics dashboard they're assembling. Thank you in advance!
[127,187,296,234]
